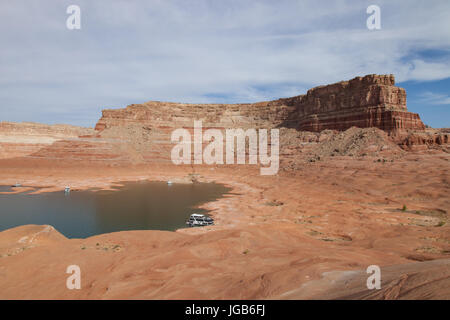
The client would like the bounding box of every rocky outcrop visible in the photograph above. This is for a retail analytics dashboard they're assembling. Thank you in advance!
[0,75,434,163]
[94,101,291,131]
[94,74,425,134]
[0,122,94,137]
[278,74,425,132]
[395,129,450,152]
[0,122,94,159]
[89,74,430,164]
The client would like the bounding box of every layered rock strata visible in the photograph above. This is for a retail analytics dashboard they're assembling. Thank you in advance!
[0,75,435,164]
[279,74,425,132]
[94,74,425,134]
[0,122,94,159]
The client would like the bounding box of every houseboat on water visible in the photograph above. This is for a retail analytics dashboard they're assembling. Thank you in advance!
[186,213,214,227]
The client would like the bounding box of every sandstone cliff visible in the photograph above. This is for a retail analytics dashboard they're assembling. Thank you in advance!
[278,74,425,132]
[1,75,444,164]
[94,74,425,134]
[0,122,94,159]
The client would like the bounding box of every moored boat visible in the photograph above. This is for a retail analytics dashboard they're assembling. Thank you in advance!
[186,213,214,227]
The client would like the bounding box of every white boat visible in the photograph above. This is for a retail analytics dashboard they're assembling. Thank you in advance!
[64,186,71,193]
[186,213,214,227]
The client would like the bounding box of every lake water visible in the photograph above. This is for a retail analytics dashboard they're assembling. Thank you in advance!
[0,181,231,238]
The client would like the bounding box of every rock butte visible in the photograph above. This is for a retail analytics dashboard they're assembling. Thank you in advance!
[95,74,424,133]
[0,74,448,299]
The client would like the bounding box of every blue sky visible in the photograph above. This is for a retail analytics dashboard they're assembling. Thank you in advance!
[0,0,449,128]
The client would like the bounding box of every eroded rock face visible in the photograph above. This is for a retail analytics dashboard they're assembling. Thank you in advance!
[0,75,435,164]
[395,128,450,152]
[0,122,95,159]
[94,74,425,134]
[278,74,425,132]
[94,101,291,131]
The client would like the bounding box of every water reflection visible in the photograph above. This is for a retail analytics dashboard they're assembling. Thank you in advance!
[0,181,230,238]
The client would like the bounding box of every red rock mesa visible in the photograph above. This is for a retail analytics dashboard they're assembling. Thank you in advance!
[94,74,425,134]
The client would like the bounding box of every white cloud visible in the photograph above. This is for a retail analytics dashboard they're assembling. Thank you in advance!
[398,60,450,82]
[418,92,450,105]
[0,0,449,126]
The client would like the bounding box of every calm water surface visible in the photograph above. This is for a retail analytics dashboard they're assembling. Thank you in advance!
[0,181,230,238]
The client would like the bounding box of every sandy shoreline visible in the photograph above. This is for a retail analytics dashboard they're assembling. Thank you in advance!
[0,153,449,299]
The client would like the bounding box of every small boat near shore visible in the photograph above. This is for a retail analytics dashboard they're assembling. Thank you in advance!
[186,213,214,227]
